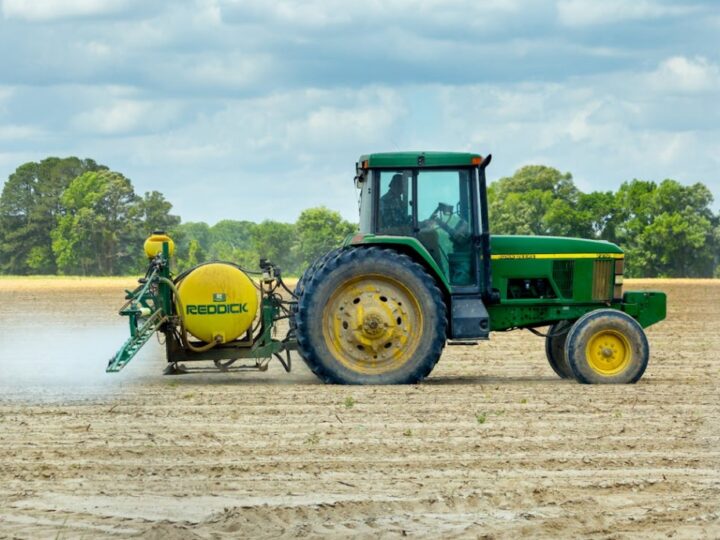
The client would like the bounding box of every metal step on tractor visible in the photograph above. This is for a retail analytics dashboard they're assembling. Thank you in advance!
[108,151,666,384]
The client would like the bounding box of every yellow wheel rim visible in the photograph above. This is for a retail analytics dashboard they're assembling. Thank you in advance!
[585,329,632,376]
[322,274,423,375]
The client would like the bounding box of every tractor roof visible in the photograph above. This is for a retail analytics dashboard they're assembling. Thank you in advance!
[359,151,483,168]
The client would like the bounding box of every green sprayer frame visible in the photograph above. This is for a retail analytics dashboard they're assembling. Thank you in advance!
[107,243,296,374]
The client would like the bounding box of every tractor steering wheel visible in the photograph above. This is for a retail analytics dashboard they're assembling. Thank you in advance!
[422,202,470,244]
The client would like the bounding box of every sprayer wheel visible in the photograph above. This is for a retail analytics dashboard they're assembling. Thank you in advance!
[294,246,447,384]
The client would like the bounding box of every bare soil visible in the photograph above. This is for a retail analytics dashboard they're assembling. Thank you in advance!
[0,279,718,539]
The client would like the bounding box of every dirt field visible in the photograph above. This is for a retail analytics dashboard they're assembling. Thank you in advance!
[0,278,718,539]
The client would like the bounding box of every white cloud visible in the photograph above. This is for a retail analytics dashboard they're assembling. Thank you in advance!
[0,151,37,169]
[0,124,42,140]
[218,0,522,30]
[0,86,14,115]
[83,40,113,57]
[557,0,696,27]
[435,71,719,197]
[246,0,352,27]
[283,88,405,149]
[565,100,604,142]
[1,0,136,21]
[57,86,409,222]
[118,86,406,167]
[196,0,222,26]
[648,56,720,93]
[182,54,275,90]
[72,99,181,135]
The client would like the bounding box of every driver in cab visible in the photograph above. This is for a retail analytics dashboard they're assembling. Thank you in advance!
[379,174,411,233]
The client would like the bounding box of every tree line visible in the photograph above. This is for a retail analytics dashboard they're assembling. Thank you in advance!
[0,157,356,277]
[0,157,717,277]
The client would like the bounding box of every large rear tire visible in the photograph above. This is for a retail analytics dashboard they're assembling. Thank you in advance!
[290,248,344,336]
[545,320,573,379]
[294,247,447,384]
[294,247,344,298]
[565,309,649,384]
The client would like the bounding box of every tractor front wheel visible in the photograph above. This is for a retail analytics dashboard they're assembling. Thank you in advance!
[294,247,447,384]
[545,320,573,379]
[565,310,649,384]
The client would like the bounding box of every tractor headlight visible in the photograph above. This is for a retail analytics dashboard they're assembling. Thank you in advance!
[614,258,624,299]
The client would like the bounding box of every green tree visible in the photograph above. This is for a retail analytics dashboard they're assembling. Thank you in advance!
[209,220,257,266]
[210,220,256,251]
[185,239,205,268]
[295,207,357,269]
[488,165,579,235]
[490,166,622,242]
[138,191,180,233]
[173,222,210,268]
[0,157,106,274]
[252,220,296,273]
[51,171,142,275]
[615,180,716,277]
[544,191,618,240]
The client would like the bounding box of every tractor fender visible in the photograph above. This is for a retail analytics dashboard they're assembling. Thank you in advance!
[346,234,452,294]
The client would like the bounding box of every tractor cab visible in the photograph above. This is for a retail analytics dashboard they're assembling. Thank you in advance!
[354,151,493,299]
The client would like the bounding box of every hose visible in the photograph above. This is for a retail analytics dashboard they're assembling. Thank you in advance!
[157,276,221,353]
[277,275,298,298]
[526,325,571,338]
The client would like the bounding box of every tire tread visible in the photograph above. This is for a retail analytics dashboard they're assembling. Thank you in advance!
[293,246,447,384]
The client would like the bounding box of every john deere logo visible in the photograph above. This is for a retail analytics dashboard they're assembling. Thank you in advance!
[213,293,226,302]
[186,303,249,315]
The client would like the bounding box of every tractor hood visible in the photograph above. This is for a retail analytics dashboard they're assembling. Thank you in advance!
[490,235,623,258]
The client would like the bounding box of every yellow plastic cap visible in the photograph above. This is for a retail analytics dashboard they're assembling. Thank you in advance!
[176,263,258,344]
[144,231,175,259]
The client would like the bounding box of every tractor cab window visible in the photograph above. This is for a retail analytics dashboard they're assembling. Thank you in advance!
[416,169,475,286]
[377,170,412,235]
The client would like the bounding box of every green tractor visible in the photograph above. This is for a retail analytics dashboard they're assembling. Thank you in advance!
[109,151,666,384]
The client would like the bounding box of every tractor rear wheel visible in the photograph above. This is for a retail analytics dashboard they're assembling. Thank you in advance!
[545,320,573,379]
[565,309,649,384]
[294,247,343,298]
[294,247,447,384]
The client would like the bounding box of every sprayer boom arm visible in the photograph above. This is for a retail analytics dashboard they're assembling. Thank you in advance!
[107,248,173,373]
[107,309,167,372]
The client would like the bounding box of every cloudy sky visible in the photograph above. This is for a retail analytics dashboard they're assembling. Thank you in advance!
[0,0,718,223]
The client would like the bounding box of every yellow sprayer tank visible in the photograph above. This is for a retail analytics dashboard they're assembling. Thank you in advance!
[176,263,258,343]
[144,231,176,259]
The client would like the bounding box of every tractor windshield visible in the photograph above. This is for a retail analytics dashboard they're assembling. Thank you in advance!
[416,169,475,285]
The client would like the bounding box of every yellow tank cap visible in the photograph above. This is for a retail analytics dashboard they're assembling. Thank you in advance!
[144,231,175,259]
[177,263,258,344]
